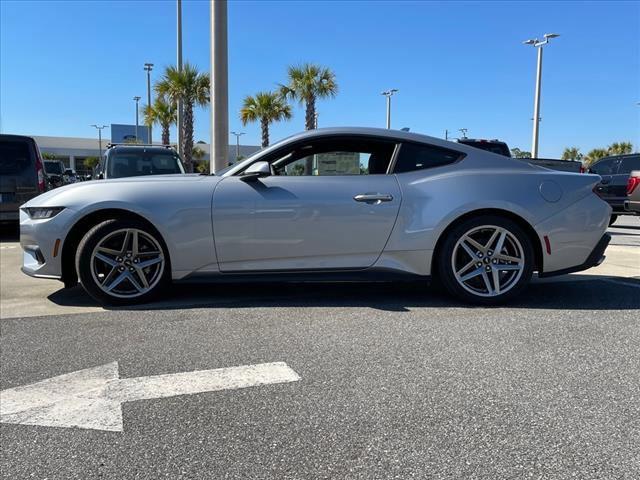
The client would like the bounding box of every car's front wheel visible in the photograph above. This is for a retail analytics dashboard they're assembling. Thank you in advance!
[75,219,169,305]
[609,214,618,226]
[437,215,534,305]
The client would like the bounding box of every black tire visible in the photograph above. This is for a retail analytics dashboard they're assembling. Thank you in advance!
[436,215,534,305]
[608,214,618,226]
[75,219,170,306]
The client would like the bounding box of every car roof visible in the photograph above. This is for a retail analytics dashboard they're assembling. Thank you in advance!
[108,145,176,155]
[595,153,639,163]
[0,134,36,142]
[269,127,475,153]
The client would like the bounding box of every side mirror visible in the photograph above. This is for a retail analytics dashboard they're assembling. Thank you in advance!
[240,161,271,182]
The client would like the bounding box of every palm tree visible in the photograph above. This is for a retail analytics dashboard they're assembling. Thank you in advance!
[192,146,207,173]
[155,63,210,172]
[584,148,609,167]
[143,96,177,146]
[608,142,633,156]
[240,91,292,148]
[561,147,583,161]
[279,63,337,131]
[510,147,531,158]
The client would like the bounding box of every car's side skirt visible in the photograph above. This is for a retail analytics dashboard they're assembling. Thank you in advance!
[176,268,430,285]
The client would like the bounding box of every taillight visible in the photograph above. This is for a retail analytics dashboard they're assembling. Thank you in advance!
[35,148,45,192]
[627,176,640,195]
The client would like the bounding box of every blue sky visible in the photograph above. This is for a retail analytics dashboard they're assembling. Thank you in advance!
[1,0,638,157]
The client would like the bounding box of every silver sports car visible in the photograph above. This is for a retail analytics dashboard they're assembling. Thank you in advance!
[20,127,611,305]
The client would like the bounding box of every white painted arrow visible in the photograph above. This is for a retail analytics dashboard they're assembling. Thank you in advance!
[0,362,300,432]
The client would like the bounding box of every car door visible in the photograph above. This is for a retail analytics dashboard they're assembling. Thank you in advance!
[212,135,402,272]
[590,158,618,204]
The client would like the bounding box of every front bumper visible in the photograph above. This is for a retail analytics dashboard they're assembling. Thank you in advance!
[19,207,76,280]
[538,233,610,278]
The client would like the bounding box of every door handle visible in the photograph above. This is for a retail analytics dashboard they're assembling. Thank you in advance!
[353,193,394,204]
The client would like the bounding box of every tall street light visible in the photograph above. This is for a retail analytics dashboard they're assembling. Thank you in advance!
[210,0,229,173]
[176,0,183,155]
[524,33,560,158]
[133,96,141,142]
[144,63,154,144]
[230,131,245,161]
[90,124,107,163]
[381,89,398,129]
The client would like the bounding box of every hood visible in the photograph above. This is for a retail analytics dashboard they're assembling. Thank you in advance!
[22,174,217,209]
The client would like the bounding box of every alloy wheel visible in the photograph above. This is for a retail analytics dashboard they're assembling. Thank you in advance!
[90,228,165,299]
[451,225,525,297]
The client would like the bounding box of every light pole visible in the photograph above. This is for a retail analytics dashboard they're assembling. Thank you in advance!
[523,33,560,158]
[90,124,107,163]
[230,131,245,161]
[133,96,141,142]
[144,63,154,144]
[210,0,229,173]
[381,89,398,129]
[176,0,183,156]
[314,112,319,129]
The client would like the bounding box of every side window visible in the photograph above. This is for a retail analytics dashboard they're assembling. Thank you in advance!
[618,156,640,175]
[589,159,615,176]
[393,142,463,173]
[269,137,396,176]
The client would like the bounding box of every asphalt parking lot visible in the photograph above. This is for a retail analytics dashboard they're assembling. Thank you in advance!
[1,217,639,479]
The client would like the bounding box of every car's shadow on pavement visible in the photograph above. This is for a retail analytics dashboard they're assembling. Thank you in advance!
[48,275,640,313]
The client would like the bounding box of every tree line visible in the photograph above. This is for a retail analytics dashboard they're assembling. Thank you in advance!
[560,142,633,166]
[143,62,337,173]
[510,142,633,165]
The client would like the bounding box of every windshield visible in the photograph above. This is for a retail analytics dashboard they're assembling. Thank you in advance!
[108,151,185,178]
[45,161,63,174]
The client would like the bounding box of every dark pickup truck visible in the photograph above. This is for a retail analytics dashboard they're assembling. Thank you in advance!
[457,139,583,173]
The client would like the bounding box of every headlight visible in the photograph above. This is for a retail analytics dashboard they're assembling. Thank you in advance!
[22,207,65,219]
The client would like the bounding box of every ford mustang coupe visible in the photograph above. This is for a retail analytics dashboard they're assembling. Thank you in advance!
[20,128,611,305]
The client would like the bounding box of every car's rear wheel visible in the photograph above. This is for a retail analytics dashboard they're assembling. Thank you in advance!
[437,215,534,305]
[609,214,618,226]
[75,219,169,305]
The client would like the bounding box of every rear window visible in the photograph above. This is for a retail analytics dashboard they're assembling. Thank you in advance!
[393,142,463,173]
[45,161,63,175]
[0,140,33,175]
[460,141,510,157]
[108,151,184,178]
[618,155,640,174]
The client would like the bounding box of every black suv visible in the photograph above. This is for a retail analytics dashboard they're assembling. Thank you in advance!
[93,144,185,180]
[589,153,640,224]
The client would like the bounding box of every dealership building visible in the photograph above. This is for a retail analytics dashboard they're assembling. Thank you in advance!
[32,134,261,176]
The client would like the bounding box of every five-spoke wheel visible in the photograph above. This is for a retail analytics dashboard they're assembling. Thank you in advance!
[437,215,534,304]
[76,219,169,305]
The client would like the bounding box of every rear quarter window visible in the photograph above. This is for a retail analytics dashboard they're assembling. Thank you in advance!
[0,140,32,175]
[393,142,464,173]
